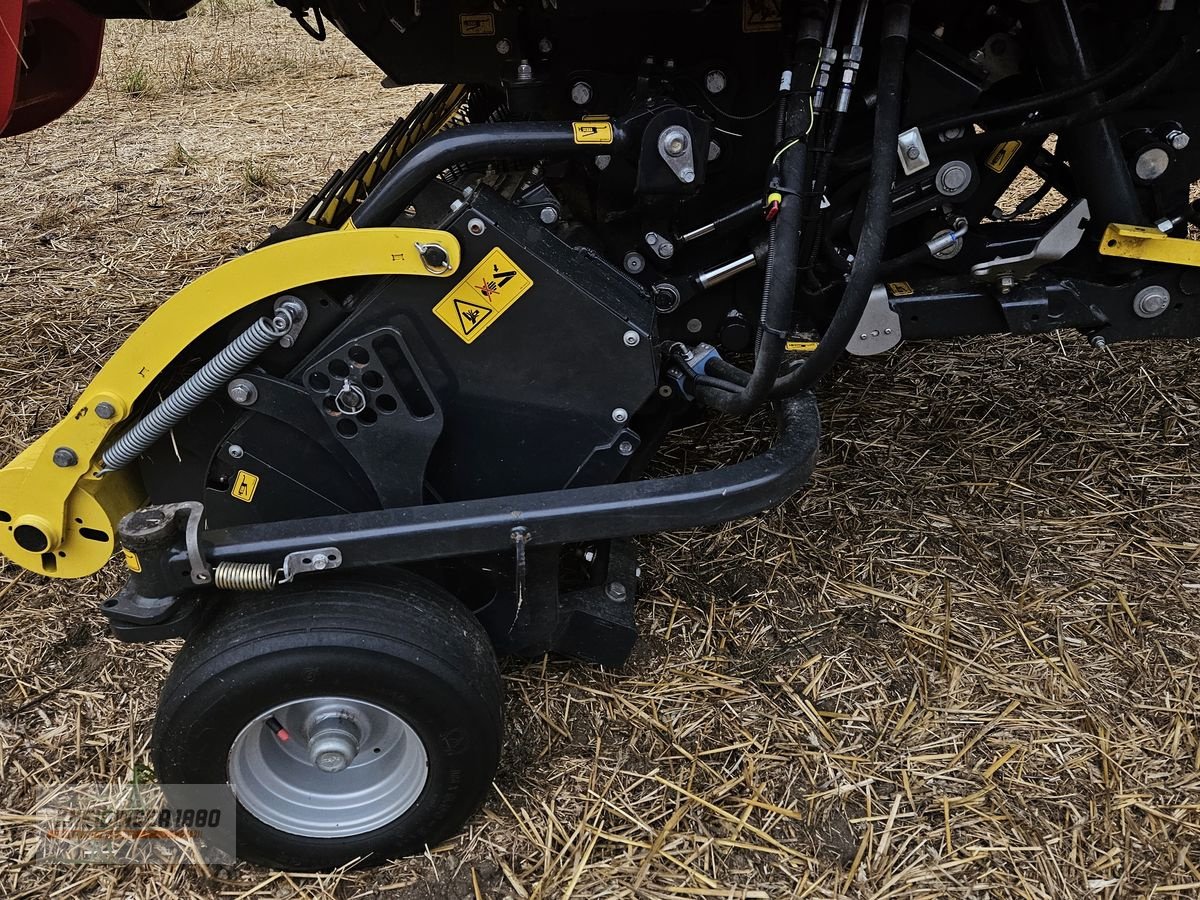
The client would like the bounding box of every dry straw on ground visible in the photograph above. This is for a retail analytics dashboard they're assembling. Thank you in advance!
[1,5,1199,898]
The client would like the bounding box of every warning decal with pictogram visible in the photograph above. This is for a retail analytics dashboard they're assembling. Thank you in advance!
[433,247,534,344]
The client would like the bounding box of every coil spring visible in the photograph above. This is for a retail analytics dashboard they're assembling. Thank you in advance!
[214,561,278,592]
[101,311,294,471]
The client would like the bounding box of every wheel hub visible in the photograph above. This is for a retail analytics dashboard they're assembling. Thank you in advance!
[228,696,429,838]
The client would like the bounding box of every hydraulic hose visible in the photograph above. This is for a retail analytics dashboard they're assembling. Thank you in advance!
[770,1,912,398]
[696,18,826,415]
[920,9,1174,138]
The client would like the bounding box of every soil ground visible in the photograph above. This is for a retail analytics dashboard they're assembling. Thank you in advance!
[1,4,1198,898]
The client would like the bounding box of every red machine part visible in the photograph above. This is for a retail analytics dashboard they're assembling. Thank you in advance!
[0,0,104,137]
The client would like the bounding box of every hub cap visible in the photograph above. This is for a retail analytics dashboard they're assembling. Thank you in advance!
[228,697,428,838]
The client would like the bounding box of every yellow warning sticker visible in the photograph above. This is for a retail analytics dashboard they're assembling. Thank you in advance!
[459,13,495,36]
[742,0,782,32]
[572,121,613,145]
[785,340,819,352]
[122,548,142,573]
[232,470,260,503]
[433,247,534,344]
[985,140,1022,174]
[887,281,915,297]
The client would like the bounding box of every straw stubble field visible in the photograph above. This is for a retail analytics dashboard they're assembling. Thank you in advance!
[1,4,1199,898]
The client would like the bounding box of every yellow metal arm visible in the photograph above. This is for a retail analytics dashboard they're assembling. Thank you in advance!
[1099,222,1200,267]
[0,227,460,579]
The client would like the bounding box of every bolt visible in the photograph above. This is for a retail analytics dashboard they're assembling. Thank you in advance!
[467,217,486,236]
[708,141,722,162]
[310,552,329,570]
[495,38,511,55]
[95,401,116,420]
[623,252,646,275]
[227,444,244,460]
[705,69,727,94]
[595,154,612,171]
[515,60,533,81]
[653,238,675,259]
[449,199,465,214]
[905,144,922,161]
[611,407,629,424]
[680,168,696,184]
[52,447,78,468]
[1133,284,1171,318]
[583,549,596,563]
[1089,333,1108,350]
[539,206,559,225]
[606,581,628,602]
[999,275,1015,295]
[570,81,593,105]
[623,330,641,347]
[227,379,258,406]
[1167,128,1190,151]
[663,129,689,158]
[618,440,635,456]
[939,126,966,141]
[658,384,674,398]
[686,318,703,334]
[935,161,971,196]
[537,37,553,54]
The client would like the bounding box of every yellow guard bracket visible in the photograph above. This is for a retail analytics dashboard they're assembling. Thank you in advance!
[1099,222,1200,267]
[0,227,460,579]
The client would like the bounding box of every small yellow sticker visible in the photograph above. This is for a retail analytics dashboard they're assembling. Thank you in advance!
[572,121,613,145]
[887,281,915,297]
[742,0,783,32]
[985,140,1022,174]
[232,470,260,503]
[459,13,495,36]
[433,247,534,344]
[785,340,819,352]
[122,548,142,573]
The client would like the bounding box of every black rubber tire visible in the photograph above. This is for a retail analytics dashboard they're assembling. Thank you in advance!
[151,571,502,871]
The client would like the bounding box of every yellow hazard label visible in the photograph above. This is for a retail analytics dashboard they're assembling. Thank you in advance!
[232,470,260,503]
[985,140,1022,174]
[785,340,819,352]
[887,281,915,297]
[433,247,534,344]
[122,548,142,573]
[459,13,495,36]
[572,121,613,145]
[742,0,782,32]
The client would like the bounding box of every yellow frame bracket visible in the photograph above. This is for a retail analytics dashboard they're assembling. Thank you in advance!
[1099,222,1200,267]
[0,227,460,578]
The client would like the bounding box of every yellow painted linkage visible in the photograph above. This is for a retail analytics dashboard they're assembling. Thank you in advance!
[1099,223,1200,267]
[0,227,460,578]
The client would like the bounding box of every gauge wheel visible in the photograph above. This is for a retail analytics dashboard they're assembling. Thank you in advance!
[151,571,502,870]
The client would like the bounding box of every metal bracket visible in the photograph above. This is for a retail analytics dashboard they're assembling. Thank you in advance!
[1099,222,1200,267]
[657,126,697,185]
[972,200,1091,280]
[159,501,211,585]
[280,547,342,583]
[897,127,930,176]
[274,295,308,349]
[847,285,903,356]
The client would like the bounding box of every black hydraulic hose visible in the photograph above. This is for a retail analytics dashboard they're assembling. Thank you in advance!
[695,24,825,415]
[921,10,1174,138]
[352,122,629,228]
[836,27,1193,172]
[938,36,1194,154]
[770,1,911,398]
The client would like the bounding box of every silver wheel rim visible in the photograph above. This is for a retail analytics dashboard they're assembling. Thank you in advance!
[228,697,429,839]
